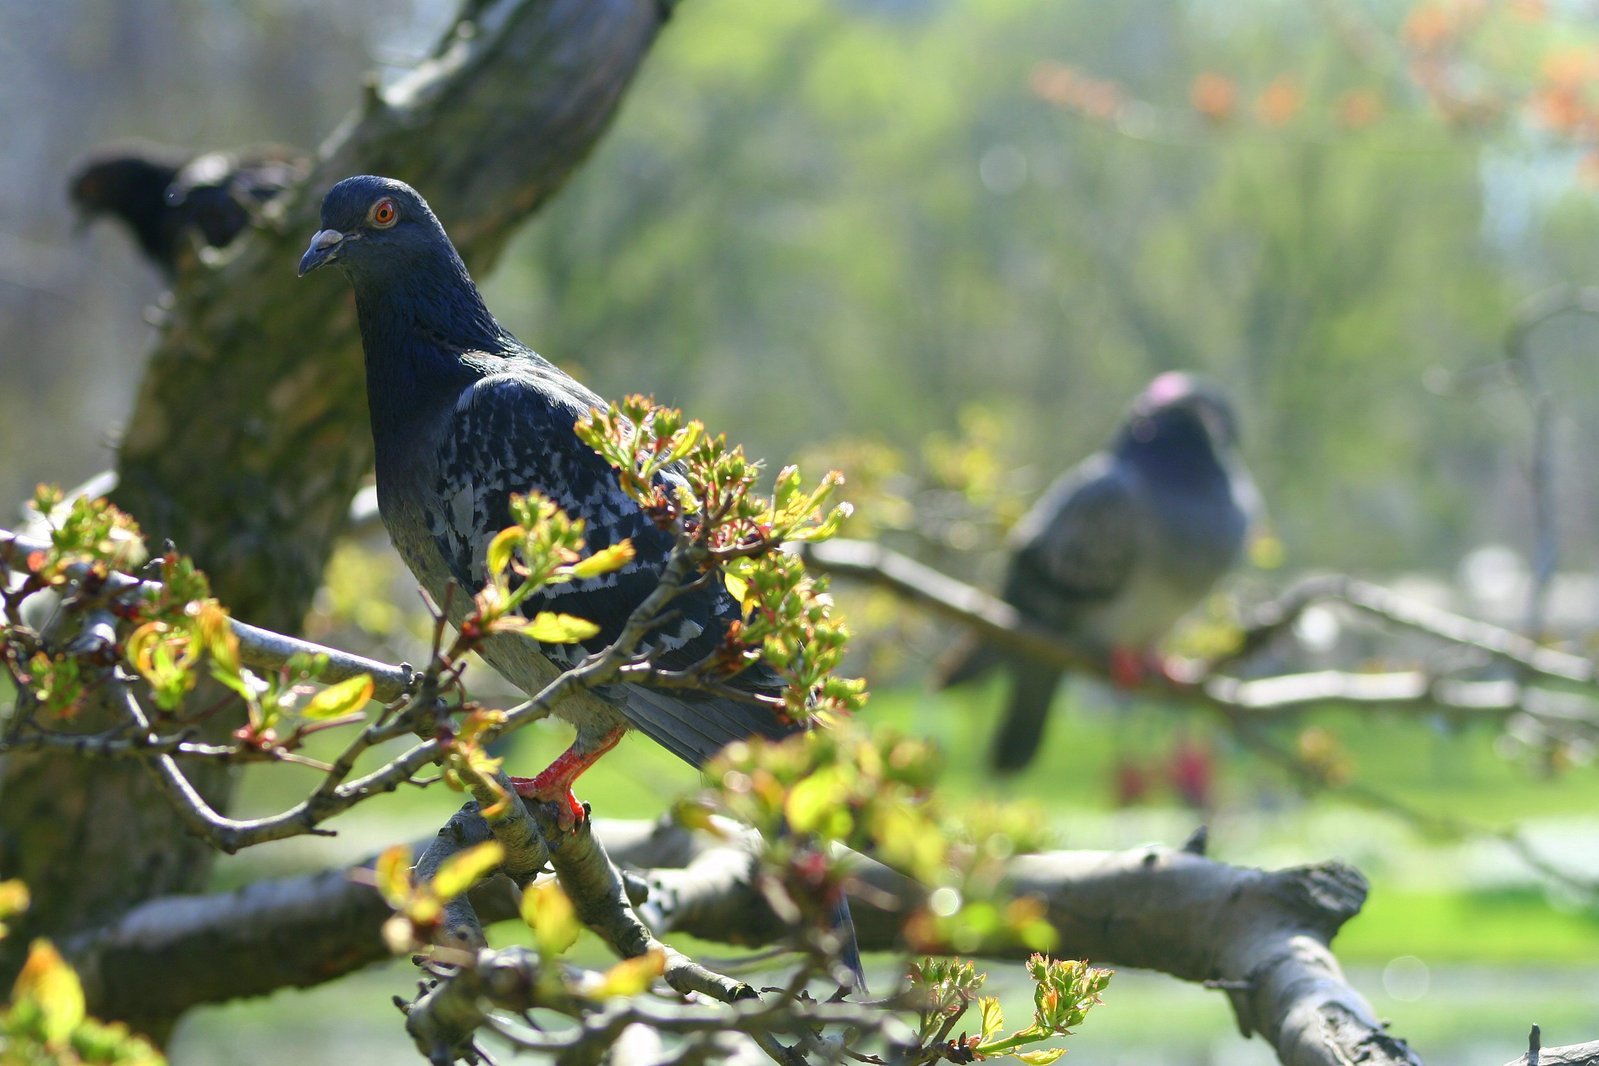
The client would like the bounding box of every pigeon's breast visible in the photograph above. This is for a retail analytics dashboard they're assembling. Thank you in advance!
[374,439,629,739]
[375,440,457,607]
[1084,480,1248,649]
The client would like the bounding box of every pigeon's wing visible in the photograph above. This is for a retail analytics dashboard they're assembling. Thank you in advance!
[168,148,304,247]
[427,366,734,668]
[935,453,1139,688]
[1003,452,1141,626]
[426,367,791,763]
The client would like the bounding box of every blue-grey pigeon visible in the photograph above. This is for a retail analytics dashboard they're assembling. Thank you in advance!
[70,143,307,277]
[297,174,803,818]
[937,372,1258,773]
[299,176,864,990]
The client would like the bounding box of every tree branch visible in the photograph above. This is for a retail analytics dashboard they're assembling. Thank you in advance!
[63,815,1597,1066]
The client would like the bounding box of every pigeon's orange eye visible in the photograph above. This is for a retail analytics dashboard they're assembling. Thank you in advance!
[370,198,398,228]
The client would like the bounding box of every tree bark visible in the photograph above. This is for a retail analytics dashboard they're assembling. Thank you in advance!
[0,0,670,1033]
[62,818,1589,1066]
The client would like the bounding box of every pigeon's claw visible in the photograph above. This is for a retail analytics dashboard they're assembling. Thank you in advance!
[1108,647,1184,690]
[511,726,626,832]
[1108,646,1148,690]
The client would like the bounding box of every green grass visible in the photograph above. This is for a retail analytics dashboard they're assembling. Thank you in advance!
[1340,885,1599,964]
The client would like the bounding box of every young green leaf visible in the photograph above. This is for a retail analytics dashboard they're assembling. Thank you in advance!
[521,880,581,958]
[12,940,86,1048]
[301,673,374,720]
[978,995,1005,1043]
[429,841,505,902]
[485,526,524,580]
[373,845,413,907]
[591,948,666,998]
[568,540,635,579]
[522,612,602,644]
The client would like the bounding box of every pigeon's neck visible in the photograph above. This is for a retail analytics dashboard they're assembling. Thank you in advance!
[353,272,506,439]
[1118,417,1228,491]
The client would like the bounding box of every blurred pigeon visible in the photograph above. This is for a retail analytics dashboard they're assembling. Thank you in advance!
[300,175,864,988]
[69,142,307,277]
[937,372,1258,773]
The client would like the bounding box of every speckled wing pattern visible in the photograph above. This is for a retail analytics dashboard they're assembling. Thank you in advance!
[1003,452,1140,627]
[423,358,792,765]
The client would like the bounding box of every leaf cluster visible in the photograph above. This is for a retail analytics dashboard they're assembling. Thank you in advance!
[699,723,1057,954]
[0,880,165,1066]
[577,395,865,721]
[906,955,1111,1065]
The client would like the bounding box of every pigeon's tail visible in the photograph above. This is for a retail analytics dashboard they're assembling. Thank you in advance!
[625,684,866,990]
[988,663,1063,774]
[622,684,799,769]
[832,895,867,993]
[932,631,1004,690]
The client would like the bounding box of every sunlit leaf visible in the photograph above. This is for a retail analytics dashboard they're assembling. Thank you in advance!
[13,940,85,1047]
[568,540,635,579]
[374,845,413,907]
[783,770,851,839]
[302,673,374,720]
[521,880,581,957]
[522,612,601,644]
[1014,1050,1065,1065]
[486,526,523,579]
[978,995,1004,1042]
[592,948,666,998]
[430,841,505,901]
[0,879,29,923]
[723,569,750,606]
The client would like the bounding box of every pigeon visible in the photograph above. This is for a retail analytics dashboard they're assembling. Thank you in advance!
[937,372,1258,774]
[300,175,864,989]
[296,174,808,813]
[69,143,307,277]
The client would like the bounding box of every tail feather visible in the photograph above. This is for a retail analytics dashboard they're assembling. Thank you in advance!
[621,684,799,770]
[623,681,866,990]
[933,632,1004,690]
[832,896,867,993]
[988,663,1063,774]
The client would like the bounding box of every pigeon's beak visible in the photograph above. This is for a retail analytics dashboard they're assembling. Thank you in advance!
[298,228,345,276]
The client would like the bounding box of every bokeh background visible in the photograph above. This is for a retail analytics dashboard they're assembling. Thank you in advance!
[5,1,1599,1063]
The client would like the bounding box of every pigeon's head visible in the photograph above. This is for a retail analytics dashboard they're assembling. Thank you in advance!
[1125,372,1240,451]
[298,175,453,281]
[68,147,186,226]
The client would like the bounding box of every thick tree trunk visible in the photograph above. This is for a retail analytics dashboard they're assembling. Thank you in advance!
[0,0,669,1035]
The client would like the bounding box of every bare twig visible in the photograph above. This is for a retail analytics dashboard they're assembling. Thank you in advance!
[803,537,1599,897]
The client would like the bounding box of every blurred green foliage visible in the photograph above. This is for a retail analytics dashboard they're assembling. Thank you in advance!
[481,0,1599,577]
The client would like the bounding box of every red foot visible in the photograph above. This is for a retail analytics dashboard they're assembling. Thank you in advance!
[1109,647,1183,690]
[511,726,625,830]
[1108,647,1147,690]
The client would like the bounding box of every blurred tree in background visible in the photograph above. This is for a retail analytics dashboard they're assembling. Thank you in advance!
[9,1,1599,1062]
[14,0,1599,579]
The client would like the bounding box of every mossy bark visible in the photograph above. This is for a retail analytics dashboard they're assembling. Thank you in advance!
[0,0,668,1036]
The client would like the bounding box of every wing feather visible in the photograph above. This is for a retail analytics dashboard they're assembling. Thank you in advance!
[421,361,788,763]
[1003,452,1140,627]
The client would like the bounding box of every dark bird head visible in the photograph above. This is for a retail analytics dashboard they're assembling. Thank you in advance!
[1122,371,1241,452]
[299,175,506,387]
[67,145,190,269]
[298,175,458,282]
